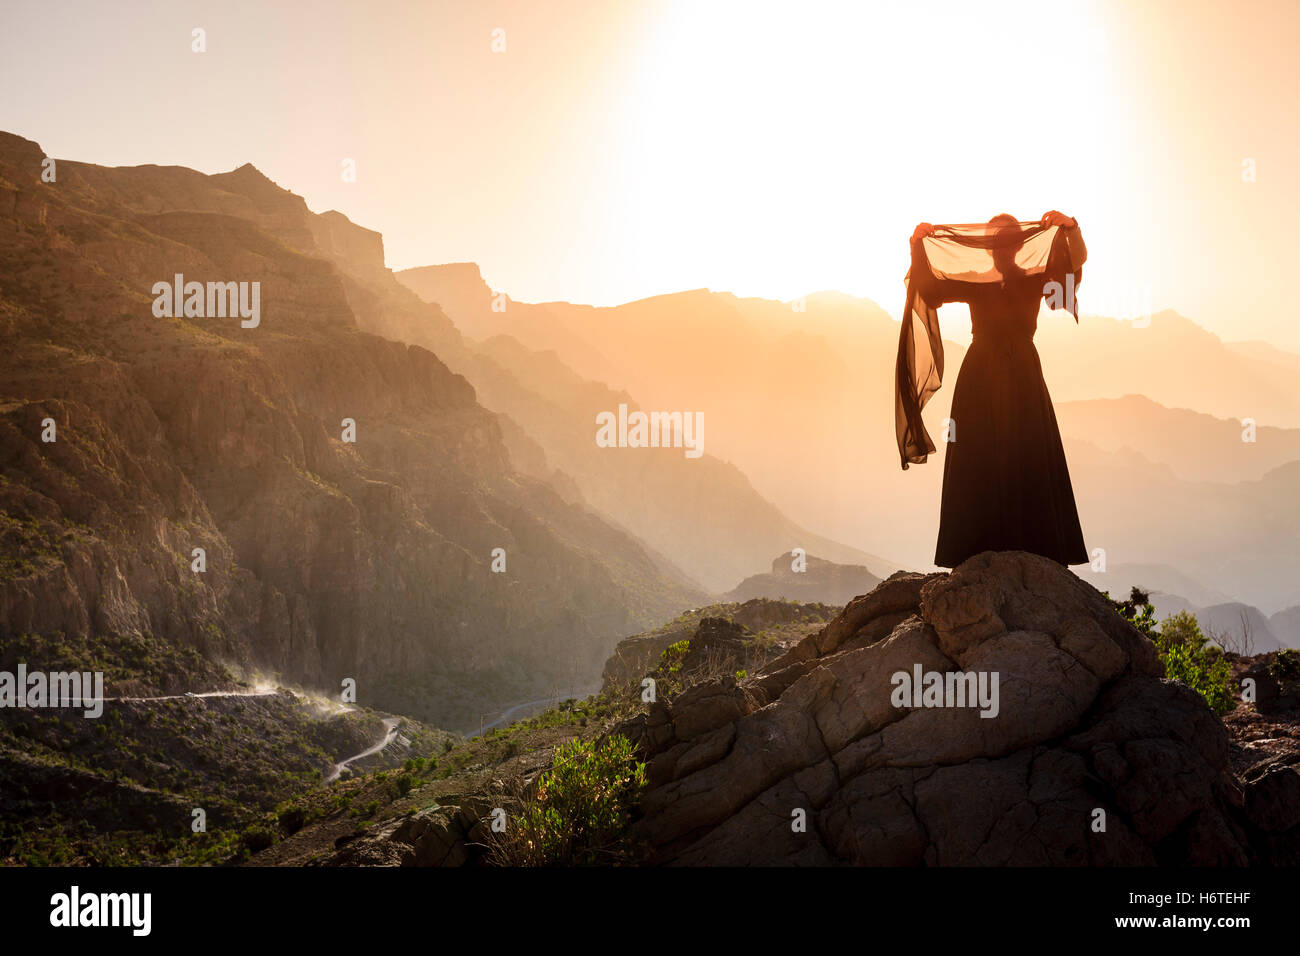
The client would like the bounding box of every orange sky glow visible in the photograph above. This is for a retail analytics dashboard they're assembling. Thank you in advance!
[3,0,1298,346]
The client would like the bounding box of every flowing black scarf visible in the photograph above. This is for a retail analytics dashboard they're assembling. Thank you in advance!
[894,221,1083,470]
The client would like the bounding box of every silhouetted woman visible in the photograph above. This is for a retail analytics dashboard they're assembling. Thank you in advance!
[895,211,1089,568]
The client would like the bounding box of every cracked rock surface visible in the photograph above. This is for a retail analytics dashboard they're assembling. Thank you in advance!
[622,551,1264,865]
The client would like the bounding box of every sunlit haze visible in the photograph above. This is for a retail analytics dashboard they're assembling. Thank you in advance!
[3,0,1297,345]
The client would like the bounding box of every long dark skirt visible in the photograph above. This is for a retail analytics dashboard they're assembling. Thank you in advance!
[934,334,1088,568]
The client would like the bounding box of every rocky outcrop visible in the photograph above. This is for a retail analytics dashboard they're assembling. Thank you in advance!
[326,795,505,867]
[620,551,1274,865]
[723,552,881,606]
[1226,651,1300,863]
[1241,651,1300,714]
[1239,753,1300,864]
[601,599,837,693]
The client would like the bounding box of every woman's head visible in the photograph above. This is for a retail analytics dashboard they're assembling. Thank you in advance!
[988,213,1024,273]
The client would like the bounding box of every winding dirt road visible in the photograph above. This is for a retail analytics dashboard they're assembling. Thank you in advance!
[324,717,402,784]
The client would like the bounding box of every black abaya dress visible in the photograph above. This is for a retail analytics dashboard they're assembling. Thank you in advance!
[923,271,1089,568]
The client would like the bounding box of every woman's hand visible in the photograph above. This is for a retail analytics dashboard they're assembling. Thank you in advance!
[911,222,935,245]
[1040,210,1077,228]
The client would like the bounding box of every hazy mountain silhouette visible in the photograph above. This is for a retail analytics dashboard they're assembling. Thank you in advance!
[1270,605,1300,648]
[1037,309,1300,427]
[1142,597,1291,653]
[397,266,900,590]
[1056,394,1300,483]
[1074,561,1233,606]
[397,262,1300,614]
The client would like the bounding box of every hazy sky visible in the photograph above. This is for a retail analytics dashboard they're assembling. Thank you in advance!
[3,0,1298,346]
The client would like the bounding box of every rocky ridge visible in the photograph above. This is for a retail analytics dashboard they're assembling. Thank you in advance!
[722,551,882,606]
[617,551,1296,865]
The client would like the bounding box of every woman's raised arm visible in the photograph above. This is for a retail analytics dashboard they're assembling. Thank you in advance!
[1041,210,1086,268]
[910,223,975,306]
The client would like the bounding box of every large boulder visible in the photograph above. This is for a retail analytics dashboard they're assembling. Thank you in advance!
[623,551,1255,865]
[1241,651,1300,714]
[324,794,505,867]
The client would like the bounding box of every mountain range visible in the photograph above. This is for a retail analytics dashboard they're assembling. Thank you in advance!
[397,264,1300,617]
[0,132,713,730]
[2,128,1297,738]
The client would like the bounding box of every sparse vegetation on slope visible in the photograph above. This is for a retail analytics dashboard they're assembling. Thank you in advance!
[486,735,647,866]
[0,691,452,866]
[1108,586,1235,715]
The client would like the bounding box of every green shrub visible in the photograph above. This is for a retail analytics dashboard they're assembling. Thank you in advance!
[241,826,275,853]
[1109,589,1234,716]
[1109,586,1158,637]
[276,805,307,834]
[394,774,415,797]
[494,735,646,866]
[1271,649,1300,694]
[1155,611,1235,714]
[659,640,690,675]
[653,640,692,696]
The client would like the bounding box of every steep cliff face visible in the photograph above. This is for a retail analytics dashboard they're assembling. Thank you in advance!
[0,131,701,729]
